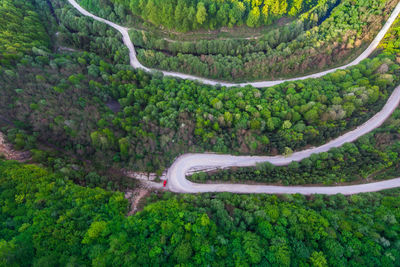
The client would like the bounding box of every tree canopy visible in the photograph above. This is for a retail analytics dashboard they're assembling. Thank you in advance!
[1,159,400,266]
[110,0,332,32]
[0,0,49,65]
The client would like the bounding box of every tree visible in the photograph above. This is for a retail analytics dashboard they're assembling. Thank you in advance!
[243,232,263,264]
[229,1,245,26]
[217,3,230,26]
[118,137,130,159]
[289,0,304,16]
[310,251,328,267]
[283,147,293,157]
[261,3,270,23]
[173,242,193,263]
[304,108,319,123]
[196,2,207,25]
[247,7,260,27]
[282,120,292,129]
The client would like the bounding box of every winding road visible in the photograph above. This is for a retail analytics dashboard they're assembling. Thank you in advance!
[68,0,400,194]
[68,0,400,87]
[167,83,400,194]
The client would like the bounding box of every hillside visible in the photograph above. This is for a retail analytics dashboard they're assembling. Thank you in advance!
[1,0,400,265]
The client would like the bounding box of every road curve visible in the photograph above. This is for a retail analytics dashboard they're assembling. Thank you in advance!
[68,0,400,88]
[167,84,400,194]
[68,0,400,194]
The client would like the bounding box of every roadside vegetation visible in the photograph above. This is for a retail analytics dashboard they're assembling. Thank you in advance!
[54,0,130,64]
[189,13,400,185]
[77,0,398,82]
[189,108,400,185]
[135,0,398,81]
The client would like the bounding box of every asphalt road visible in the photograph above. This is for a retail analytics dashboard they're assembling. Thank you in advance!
[68,0,400,194]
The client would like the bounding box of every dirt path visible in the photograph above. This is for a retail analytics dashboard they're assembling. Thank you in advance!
[125,179,165,215]
[0,130,157,213]
[124,170,166,181]
[125,187,149,215]
[0,132,30,162]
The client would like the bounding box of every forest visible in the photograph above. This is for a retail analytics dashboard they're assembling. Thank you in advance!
[1,159,400,266]
[190,107,400,185]
[107,0,333,32]
[0,0,50,66]
[76,0,397,82]
[1,0,400,265]
[2,44,399,173]
[188,12,400,185]
[1,0,400,176]
[135,0,398,81]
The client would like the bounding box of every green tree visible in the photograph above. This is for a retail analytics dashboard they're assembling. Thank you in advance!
[247,7,260,27]
[196,2,207,25]
[310,251,328,267]
[118,137,130,159]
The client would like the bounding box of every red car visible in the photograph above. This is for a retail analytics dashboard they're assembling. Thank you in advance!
[163,180,167,187]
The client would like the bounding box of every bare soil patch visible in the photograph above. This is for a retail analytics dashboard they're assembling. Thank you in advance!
[0,132,30,162]
[126,187,149,216]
